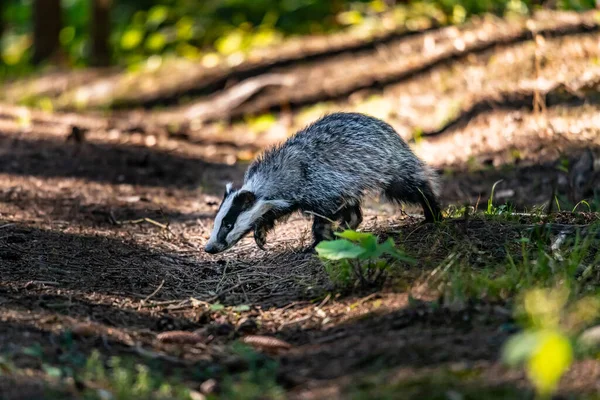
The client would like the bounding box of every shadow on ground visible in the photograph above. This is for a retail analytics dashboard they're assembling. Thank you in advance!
[0,224,324,306]
[0,183,216,228]
[0,133,245,194]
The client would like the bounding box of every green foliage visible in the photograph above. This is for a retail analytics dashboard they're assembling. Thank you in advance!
[435,218,600,304]
[557,0,597,11]
[502,287,600,398]
[2,0,597,78]
[428,0,532,22]
[482,182,519,218]
[73,351,194,399]
[423,214,600,398]
[1,342,196,400]
[217,343,285,400]
[504,329,573,398]
[1,330,285,400]
[80,351,195,400]
[316,229,415,287]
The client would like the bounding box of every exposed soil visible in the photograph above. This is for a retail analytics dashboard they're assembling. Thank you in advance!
[2,9,600,400]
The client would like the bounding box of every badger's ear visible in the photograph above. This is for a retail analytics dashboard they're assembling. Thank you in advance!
[225,182,234,196]
[236,190,256,208]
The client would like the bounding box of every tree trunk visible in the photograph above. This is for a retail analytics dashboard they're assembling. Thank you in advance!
[91,0,112,66]
[0,1,5,42]
[32,0,62,64]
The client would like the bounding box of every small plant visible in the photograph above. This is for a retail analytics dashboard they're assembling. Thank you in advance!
[502,287,600,399]
[315,230,415,287]
[485,179,504,216]
[80,351,194,400]
[217,342,285,400]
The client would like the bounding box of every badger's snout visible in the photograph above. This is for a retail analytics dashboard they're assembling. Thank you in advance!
[204,242,222,254]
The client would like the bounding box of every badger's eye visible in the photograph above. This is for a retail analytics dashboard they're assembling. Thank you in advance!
[225,223,233,230]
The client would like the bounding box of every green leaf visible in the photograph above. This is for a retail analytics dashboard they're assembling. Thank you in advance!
[376,238,416,264]
[210,303,225,311]
[502,331,540,367]
[42,364,63,378]
[120,29,144,50]
[337,10,364,25]
[233,305,250,312]
[175,17,195,41]
[145,32,167,52]
[22,344,44,358]
[487,179,503,214]
[526,331,573,396]
[59,26,76,45]
[146,5,169,27]
[215,29,244,55]
[335,230,373,243]
[335,230,379,259]
[315,240,365,260]
[357,235,378,259]
[246,113,277,133]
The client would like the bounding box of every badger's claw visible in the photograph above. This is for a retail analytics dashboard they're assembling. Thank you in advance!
[254,226,268,251]
[255,239,266,251]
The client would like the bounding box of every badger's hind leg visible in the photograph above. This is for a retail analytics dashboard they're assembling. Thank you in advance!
[339,203,363,230]
[417,184,442,223]
[308,202,363,252]
[385,177,442,223]
[311,216,335,248]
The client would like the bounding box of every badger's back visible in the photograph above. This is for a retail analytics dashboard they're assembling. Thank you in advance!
[244,113,435,213]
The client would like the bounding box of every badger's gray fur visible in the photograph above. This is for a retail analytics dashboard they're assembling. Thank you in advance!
[204,112,442,254]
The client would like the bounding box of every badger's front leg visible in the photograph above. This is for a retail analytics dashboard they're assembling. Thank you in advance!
[254,221,272,250]
[253,208,291,250]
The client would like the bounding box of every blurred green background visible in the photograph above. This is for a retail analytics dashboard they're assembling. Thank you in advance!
[0,0,596,79]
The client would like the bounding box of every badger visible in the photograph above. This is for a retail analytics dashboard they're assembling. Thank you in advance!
[204,112,442,254]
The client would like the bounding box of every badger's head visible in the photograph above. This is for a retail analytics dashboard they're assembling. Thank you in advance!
[204,183,288,254]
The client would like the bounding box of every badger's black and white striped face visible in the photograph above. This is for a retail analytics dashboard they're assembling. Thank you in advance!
[204,183,289,254]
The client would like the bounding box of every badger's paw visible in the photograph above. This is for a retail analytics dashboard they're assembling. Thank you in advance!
[254,226,268,251]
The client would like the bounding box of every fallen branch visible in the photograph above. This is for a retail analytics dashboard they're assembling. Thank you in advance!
[142,279,165,303]
[111,215,170,230]
[153,73,297,124]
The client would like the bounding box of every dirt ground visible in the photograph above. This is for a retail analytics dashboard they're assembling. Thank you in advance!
[2,9,600,400]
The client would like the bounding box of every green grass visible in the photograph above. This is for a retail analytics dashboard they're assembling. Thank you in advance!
[433,218,600,303]
[217,343,285,400]
[0,335,285,400]
[80,351,195,400]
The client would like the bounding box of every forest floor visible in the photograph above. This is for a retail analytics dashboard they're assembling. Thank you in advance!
[2,9,600,400]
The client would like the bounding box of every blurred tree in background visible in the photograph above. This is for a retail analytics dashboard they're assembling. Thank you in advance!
[91,0,112,66]
[32,0,62,64]
[0,0,596,79]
